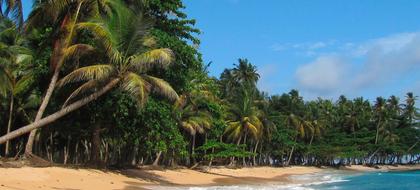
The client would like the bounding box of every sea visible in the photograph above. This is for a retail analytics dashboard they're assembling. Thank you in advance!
[152,170,420,190]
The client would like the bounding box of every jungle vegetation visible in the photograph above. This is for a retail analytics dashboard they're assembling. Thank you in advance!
[0,0,418,168]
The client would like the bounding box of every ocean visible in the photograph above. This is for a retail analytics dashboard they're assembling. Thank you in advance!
[154,170,420,190]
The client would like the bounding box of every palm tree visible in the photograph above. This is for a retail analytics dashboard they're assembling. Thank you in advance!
[403,92,417,125]
[224,87,263,165]
[374,97,386,144]
[174,91,213,165]
[0,3,177,145]
[0,18,33,156]
[224,89,262,143]
[232,58,260,87]
[24,0,119,154]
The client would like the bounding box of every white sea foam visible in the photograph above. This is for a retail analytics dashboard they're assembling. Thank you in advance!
[149,172,351,190]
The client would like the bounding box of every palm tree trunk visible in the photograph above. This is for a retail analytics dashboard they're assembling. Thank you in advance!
[25,1,84,155]
[0,78,120,145]
[242,134,247,166]
[229,135,242,166]
[286,136,297,166]
[191,134,196,164]
[253,140,259,166]
[286,145,295,166]
[152,151,162,166]
[90,123,102,168]
[5,96,14,156]
[374,118,381,144]
[25,68,60,155]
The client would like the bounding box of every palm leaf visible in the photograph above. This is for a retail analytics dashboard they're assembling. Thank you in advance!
[57,64,114,87]
[129,48,174,72]
[62,80,99,107]
[63,44,94,60]
[120,72,151,106]
[143,75,178,101]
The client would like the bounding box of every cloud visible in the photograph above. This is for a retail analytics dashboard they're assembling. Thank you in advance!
[271,40,335,54]
[295,56,347,95]
[294,32,420,99]
[257,64,287,93]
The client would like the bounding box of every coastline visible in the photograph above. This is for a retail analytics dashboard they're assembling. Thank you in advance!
[0,165,418,190]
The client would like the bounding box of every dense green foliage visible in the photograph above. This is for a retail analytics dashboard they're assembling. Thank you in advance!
[0,0,418,168]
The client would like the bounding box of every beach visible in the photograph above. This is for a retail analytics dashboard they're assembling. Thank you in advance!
[0,165,418,190]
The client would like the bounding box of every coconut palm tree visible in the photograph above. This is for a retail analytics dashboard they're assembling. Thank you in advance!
[174,91,212,165]
[0,18,33,156]
[224,89,262,144]
[231,58,259,87]
[374,97,386,144]
[24,0,121,154]
[0,3,177,145]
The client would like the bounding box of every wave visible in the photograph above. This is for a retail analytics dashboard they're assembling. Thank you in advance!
[150,172,351,190]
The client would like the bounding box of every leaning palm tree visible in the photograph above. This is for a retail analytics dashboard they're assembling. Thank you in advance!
[0,3,177,145]
[24,0,122,154]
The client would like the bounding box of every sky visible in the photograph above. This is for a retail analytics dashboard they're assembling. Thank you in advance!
[21,1,420,101]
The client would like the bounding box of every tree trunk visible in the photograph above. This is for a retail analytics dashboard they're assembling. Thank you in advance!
[25,69,60,155]
[90,123,101,167]
[374,118,381,145]
[242,134,247,166]
[5,96,14,156]
[286,145,295,166]
[229,135,242,166]
[0,78,120,145]
[253,140,259,166]
[25,1,84,155]
[191,134,196,164]
[152,151,162,166]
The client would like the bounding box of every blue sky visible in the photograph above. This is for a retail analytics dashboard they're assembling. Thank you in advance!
[22,1,420,101]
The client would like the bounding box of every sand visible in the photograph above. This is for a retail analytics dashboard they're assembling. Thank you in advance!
[0,166,321,190]
[0,165,418,190]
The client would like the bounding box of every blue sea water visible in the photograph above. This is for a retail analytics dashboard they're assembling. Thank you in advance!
[152,170,420,190]
[310,170,420,190]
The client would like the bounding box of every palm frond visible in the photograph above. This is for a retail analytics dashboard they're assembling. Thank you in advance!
[63,44,95,60]
[120,72,151,106]
[129,48,174,72]
[57,64,114,87]
[77,22,114,54]
[143,75,178,101]
[62,80,99,107]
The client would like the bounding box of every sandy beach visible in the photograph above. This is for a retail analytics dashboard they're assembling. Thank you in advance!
[0,165,418,190]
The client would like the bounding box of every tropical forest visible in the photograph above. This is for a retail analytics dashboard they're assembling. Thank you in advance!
[0,0,419,171]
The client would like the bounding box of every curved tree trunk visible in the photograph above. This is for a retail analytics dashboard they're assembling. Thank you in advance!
[5,96,14,156]
[25,1,84,155]
[0,78,120,145]
[25,69,60,155]
[252,140,259,166]
[152,151,162,166]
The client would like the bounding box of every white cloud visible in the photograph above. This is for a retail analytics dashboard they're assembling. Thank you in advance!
[295,56,347,95]
[257,64,287,93]
[294,32,420,99]
[271,41,334,53]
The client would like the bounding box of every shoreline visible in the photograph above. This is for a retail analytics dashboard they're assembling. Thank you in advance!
[0,164,418,190]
